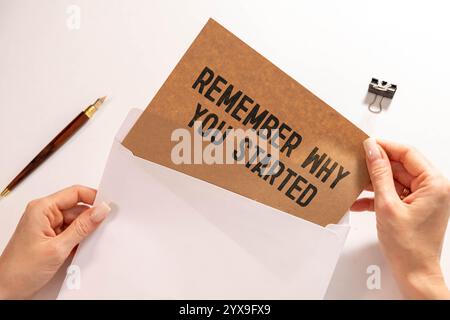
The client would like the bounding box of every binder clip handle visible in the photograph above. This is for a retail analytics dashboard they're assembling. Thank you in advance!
[368,95,384,113]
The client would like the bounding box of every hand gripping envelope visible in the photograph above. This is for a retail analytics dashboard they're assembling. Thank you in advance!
[58,108,354,299]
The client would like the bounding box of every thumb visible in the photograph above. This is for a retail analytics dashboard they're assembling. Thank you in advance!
[58,202,111,252]
[363,138,399,206]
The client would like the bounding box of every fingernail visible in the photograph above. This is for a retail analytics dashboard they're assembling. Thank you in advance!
[363,138,381,161]
[90,202,111,223]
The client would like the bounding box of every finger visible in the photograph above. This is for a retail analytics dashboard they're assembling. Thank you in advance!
[365,179,409,196]
[363,138,401,206]
[390,161,414,188]
[46,185,97,210]
[376,139,432,177]
[350,197,374,212]
[62,204,91,225]
[53,205,91,235]
[57,202,110,251]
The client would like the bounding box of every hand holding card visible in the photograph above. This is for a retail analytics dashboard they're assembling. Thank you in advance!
[123,18,369,226]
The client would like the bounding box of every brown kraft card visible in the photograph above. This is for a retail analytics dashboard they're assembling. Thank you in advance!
[123,18,370,226]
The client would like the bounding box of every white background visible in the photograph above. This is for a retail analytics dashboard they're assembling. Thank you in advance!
[0,0,449,299]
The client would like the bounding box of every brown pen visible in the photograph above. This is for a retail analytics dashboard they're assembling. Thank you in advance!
[0,96,107,197]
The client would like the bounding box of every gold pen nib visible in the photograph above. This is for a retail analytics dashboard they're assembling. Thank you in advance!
[0,188,10,198]
[97,96,107,105]
[84,96,107,118]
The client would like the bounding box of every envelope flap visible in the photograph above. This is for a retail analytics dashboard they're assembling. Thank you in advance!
[115,108,143,142]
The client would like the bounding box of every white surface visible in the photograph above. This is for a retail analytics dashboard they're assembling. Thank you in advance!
[58,109,350,299]
[0,0,449,299]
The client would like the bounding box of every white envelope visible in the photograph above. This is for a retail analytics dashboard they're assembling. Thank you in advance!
[57,109,351,299]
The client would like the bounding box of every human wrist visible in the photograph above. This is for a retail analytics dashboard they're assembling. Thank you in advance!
[0,256,12,300]
[399,261,450,299]
[0,255,21,300]
[406,272,449,299]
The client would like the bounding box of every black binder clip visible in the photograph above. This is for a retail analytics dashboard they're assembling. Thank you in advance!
[368,78,397,113]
